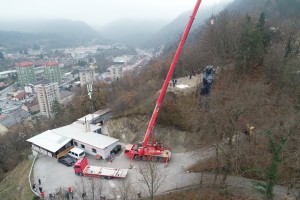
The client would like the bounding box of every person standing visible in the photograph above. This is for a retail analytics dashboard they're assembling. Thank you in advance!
[38,178,41,185]
[137,192,142,199]
[39,186,43,193]
[32,183,37,192]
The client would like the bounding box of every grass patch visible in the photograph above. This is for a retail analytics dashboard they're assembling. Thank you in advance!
[0,159,37,200]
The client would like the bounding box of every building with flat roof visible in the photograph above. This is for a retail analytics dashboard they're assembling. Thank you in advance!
[0,70,17,79]
[79,69,96,86]
[43,61,62,85]
[27,109,116,159]
[0,108,31,127]
[15,62,36,86]
[35,82,61,118]
[110,65,122,82]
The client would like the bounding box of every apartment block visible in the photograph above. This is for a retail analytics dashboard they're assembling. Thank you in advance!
[15,62,36,86]
[35,82,61,118]
[110,65,123,82]
[43,61,62,85]
[79,70,95,86]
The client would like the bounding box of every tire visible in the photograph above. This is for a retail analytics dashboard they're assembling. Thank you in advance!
[152,156,158,162]
[134,155,141,161]
[158,157,165,163]
[78,172,84,176]
[142,155,148,161]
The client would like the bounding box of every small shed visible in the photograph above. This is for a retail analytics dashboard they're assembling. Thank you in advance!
[93,108,112,125]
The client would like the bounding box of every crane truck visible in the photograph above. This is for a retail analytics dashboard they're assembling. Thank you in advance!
[124,0,203,163]
[74,156,128,179]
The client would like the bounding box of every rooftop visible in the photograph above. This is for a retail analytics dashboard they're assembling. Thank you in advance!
[15,62,34,67]
[94,108,111,116]
[52,122,118,149]
[77,114,100,124]
[27,130,72,153]
[43,61,60,66]
[0,108,31,127]
[60,90,74,99]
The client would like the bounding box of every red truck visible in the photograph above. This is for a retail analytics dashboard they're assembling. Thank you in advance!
[73,156,128,179]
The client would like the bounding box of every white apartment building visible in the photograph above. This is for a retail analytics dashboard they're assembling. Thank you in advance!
[35,82,61,118]
[79,70,96,86]
[110,66,123,82]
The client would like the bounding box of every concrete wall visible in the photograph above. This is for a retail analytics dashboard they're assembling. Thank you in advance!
[73,139,118,159]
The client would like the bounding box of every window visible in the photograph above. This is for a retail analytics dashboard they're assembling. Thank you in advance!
[79,152,85,157]
[74,142,78,146]
[92,148,97,153]
[81,144,85,149]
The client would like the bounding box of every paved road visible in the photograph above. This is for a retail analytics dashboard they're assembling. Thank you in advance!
[33,147,214,199]
[33,124,299,199]
[0,83,16,97]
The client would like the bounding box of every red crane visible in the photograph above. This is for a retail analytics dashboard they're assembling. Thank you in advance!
[124,0,203,163]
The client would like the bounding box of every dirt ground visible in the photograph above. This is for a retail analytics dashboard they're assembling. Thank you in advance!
[107,73,202,153]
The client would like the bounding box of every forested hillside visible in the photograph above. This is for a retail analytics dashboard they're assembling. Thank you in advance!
[0,0,299,199]
[106,0,300,197]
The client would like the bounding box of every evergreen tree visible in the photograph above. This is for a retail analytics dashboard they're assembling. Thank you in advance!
[235,13,271,74]
[51,99,64,117]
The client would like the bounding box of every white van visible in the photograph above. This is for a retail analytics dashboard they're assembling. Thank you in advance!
[68,147,85,160]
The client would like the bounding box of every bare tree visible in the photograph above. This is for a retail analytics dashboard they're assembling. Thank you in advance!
[74,177,103,200]
[137,162,168,200]
[111,179,136,200]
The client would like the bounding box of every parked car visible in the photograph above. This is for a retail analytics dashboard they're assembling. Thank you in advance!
[110,144,122,155]
[68,147,85,160]
[58,155,76,166]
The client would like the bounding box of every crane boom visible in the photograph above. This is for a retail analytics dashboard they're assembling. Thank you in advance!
[142,0,203,147]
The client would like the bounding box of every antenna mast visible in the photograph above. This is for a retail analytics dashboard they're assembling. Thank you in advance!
[87,83,94,120]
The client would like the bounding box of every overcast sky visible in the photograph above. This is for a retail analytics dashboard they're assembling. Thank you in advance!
[1,0,232,26]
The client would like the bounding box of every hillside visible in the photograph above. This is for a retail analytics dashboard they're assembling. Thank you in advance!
[0,20,104,48]
[98,19,167,47]
[105,0,300,197]
[144,2,229,49]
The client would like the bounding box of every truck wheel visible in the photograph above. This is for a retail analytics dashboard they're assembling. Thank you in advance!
[159,157,165,163]
[152,156,158,162]
[142,155,148,161]
[134,155,141,161]
[79,172,83,176]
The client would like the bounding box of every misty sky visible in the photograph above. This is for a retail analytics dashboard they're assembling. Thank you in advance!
[1,0,232,26]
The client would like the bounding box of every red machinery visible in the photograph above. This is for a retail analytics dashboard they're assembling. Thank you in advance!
[124,0,203,163]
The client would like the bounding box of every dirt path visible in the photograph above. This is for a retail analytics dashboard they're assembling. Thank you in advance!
[167,73,202,95]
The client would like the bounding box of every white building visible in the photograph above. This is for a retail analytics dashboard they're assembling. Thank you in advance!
[79,70,97,86]
[27,109,116,159]
[110,66,123,82]
[35,82,61,118]
[0,70,17,79]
